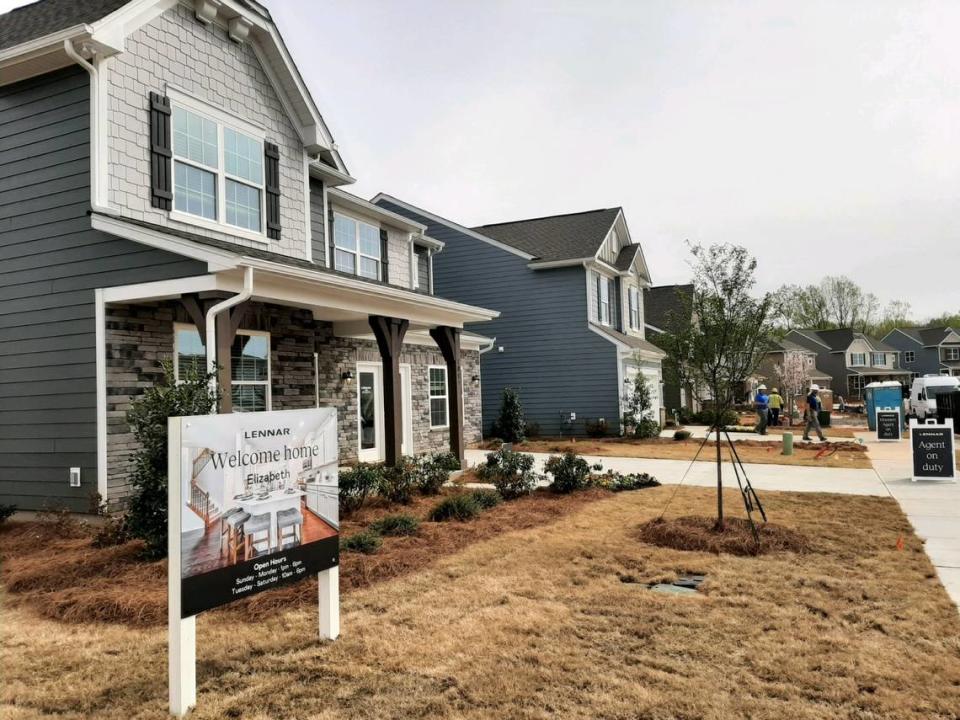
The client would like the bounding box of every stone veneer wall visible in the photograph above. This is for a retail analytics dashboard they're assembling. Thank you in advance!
[105,301,481,508]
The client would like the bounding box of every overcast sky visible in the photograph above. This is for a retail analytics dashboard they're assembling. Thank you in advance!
[4,0,959,320]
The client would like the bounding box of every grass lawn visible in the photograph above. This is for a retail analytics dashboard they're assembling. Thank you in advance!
[477,437,872,469]
[3,486,960,719]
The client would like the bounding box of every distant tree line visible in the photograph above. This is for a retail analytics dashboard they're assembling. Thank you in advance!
[777,275,959,337]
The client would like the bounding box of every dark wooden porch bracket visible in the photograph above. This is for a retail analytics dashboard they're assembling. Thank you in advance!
[369,315,409,465]
[429,325,464,464]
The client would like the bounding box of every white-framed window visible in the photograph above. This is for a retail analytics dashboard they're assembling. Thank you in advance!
[333,213,381,280]
[870,352,886,366]
[904,350,915,363]
[850,353,867,367]
[944,347,960,361]
[628,286,641,330]
[170,96,266,241]
[428,366,448,428]
[595,273,612,326]
[174,323,271,412]
[849,375,866,395]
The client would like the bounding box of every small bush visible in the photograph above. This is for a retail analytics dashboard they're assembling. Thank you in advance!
[0,503,16,524]
[93,514,130,547]
[636,418,661,439]
[379,458,417,504]
[428,494,480,522]
[610,472,661,492]
[477,448,540,499]
[369,513,420,537]
[674,430,692,441]
[415,451,460,495]
[339,463,383,514]
[469,489,502,510]
[493,387,527,443]
[340,531,382,554]
[686,408,738,428]
[545,451,592,494]
[585,418,609,438]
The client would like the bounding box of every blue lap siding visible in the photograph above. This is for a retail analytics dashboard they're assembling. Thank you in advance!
[376,200,621,436]
[0,67,205,511]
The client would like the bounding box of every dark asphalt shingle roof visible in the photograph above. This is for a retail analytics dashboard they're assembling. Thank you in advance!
[0,0,131,51]
[472,208,621,263]
[796,328,898,353]
[643,284,693,331]
[613,244,641,271]
[916,327,953,346]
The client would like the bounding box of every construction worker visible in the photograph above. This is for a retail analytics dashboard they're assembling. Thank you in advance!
[803,384,827,442]
[755,384,770,435]
[768,387,784,426]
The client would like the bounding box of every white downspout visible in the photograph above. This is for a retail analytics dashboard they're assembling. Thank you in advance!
[64,39,111,214]
[205,267,255,406]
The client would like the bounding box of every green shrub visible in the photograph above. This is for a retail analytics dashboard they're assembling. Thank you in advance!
[415,451,460,495]
[379,457,417,504]
[610,472,660,492]
[369,513,420,537]
[636,418,661,439]
[674,430,692,441]
[585,418,609,438]
[92,514,130,547]
[340,531,382,554]
[469,489,502,510]
[545,450,592,494]
[339,463,383,514]
[492,387,526,443]
[477,448,540,499]
[0,503,16,524]
[685,408,737,428]
[126,360,217,559]
[428,494,480,522]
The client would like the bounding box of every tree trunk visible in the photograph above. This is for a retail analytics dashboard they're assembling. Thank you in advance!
[715,422,724,529]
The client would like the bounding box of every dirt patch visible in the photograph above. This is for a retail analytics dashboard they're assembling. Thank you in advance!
[636,515,812,556]
[476,436,872,469]
[0,487,612,628]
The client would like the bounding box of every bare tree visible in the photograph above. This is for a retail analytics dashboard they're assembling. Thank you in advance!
[662,243,776,528]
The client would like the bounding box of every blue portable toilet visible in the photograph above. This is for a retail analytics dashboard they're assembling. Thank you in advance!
[865,381,904,431]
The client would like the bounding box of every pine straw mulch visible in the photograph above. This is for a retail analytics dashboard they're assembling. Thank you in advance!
[0,487,613,628]
[636,515,812,556]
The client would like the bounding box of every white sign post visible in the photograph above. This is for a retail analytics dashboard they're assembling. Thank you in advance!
[168,408,340,717]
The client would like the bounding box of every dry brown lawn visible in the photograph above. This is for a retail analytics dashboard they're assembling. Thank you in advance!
[3,486,960,719]
[480,437,872,469]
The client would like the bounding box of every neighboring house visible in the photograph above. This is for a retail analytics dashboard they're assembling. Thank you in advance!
[644,284,699,414]
[0,0,497,512]
[756,338,832,394]
[882,327,960,379]
[372,196,666,437]
[784,329,910,399]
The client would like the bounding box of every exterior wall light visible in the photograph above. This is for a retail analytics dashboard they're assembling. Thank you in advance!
[341,370,355,382]
[471,375,480,384]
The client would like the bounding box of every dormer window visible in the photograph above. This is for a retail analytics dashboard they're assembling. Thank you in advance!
[598,275,611,325]
[333,214,381,280]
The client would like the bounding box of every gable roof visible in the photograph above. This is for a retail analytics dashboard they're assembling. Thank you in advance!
[768,337,816,354]
[795,328,898,353]
[472,208,621,263]
[917,327,952,346]
[0,0,130,51]
[614,244,642,271]
[644,284,693,331]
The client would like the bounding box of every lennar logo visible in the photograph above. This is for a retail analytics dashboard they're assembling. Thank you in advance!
[244,428,291,439]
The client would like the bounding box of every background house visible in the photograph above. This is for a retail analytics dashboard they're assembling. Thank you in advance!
[644,284,698,415]
[785,328,909,399]
[883,327,960,379]
[373,196,665,437]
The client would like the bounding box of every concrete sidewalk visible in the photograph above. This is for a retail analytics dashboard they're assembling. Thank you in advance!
[465,435,960,607]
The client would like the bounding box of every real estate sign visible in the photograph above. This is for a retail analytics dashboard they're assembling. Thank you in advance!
[909,418,956,482]
[876,408,902,442]
[169,408,340,617]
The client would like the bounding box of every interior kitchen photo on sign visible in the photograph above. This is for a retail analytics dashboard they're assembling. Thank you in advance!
[178,408,339,580]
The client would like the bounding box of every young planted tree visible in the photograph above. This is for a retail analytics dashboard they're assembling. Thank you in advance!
[126,361,218,559]
[622,370,659,439]
[493,387,526,443]
[661,243,776,528]
[773,350,811,427]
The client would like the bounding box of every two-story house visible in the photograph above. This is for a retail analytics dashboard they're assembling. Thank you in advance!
[643,284,698,415]
[882,327,960,380]
[372,196,665,437]
[784,329,910,399]
[0,0,497,512]
[756,338,832,394]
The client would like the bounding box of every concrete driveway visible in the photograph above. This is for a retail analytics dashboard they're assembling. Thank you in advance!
[465,433,960,606]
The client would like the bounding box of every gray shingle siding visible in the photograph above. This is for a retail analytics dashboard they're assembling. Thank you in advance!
[377,200,621,436]
[0,66,205,512]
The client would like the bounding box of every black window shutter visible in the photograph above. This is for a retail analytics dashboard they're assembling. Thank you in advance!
[613,277,622,331]
[327,206,335,268]
[264,142,281,240]
[149,92,172,210]
[379,228,389,283]
[594,274,602,321]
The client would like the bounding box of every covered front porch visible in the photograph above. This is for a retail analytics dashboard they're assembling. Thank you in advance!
[98,262,497,509]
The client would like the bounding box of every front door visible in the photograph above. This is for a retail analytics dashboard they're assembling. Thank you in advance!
[357,362,383,462]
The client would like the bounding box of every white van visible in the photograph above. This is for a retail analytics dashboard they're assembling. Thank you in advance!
[909,375,960,420]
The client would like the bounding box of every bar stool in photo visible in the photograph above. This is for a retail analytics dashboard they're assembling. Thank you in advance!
[243,512,272,560]
[276,507,304,550]
[224,510,250,564]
